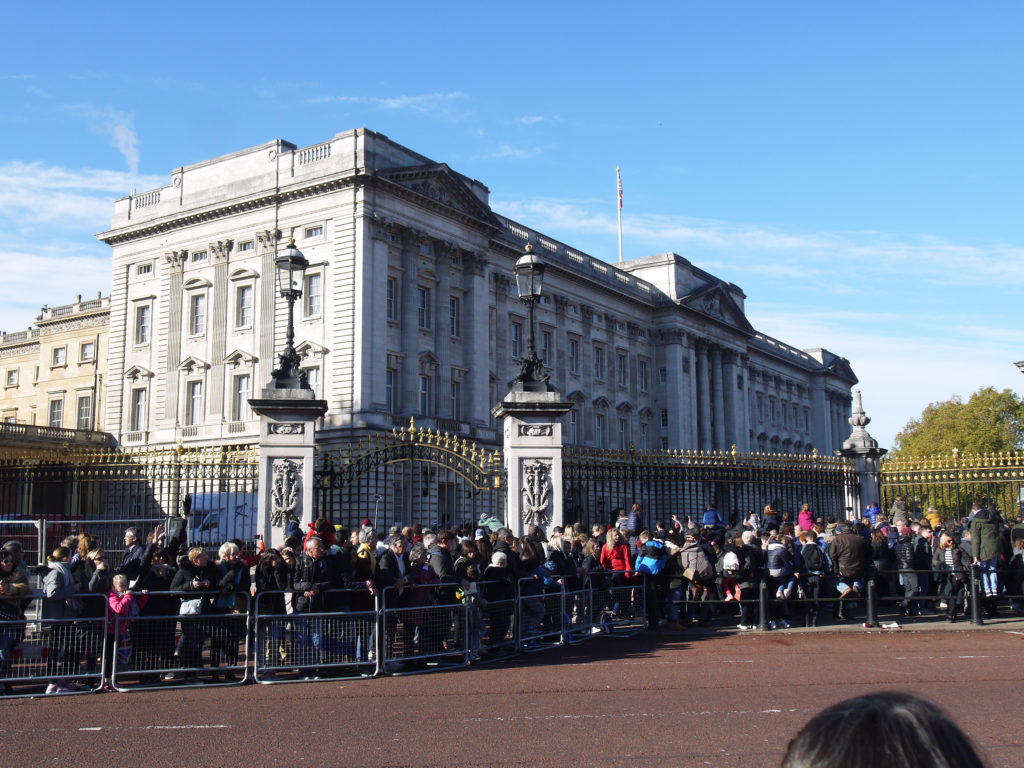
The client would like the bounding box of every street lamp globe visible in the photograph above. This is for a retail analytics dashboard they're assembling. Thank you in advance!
[270,238,310,390]
[514,245,545,300]
[275,238,309,298]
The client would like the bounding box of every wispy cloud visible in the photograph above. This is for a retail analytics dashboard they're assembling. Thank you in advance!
[0,74,33,81]
[479,142,544,160]
[0,161,162,228]
[518,115,547,125]
[63,104,140,173]
[493,198,1024,288]
[307,91,470,119]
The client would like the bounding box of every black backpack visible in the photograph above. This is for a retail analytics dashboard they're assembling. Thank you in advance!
[802,543,825,573]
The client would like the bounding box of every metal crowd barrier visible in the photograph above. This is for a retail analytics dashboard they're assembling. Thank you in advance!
[0,594,107,698]
[252,589,379,683]
[473,582,517,662]
[594,570,648,636]
[380,583,469,675]
[110,592,250,691]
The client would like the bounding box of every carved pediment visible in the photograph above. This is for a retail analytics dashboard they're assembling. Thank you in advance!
[295,340,328,361]
[124,365,154,381]
[615,401,634,414]
[178,356,210,374]
[592,396,611,410]
[678,283,756,336]
[224,349,257,368]
[637,406,653,419]
[379,164,497,225]
[566,390,586,403]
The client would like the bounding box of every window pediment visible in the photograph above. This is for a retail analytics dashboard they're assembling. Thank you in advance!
[124,365,154,381]
[224,350,257,368]
[178,356,210,374]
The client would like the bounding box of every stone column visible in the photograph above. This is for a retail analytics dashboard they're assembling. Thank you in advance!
[249,387,328,548]
[839,391,887,520]
[711,345,726,450]
[696,341,712,450]
[492,391,571,538]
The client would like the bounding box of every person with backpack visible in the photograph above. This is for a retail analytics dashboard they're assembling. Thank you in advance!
[678,529,715,626]
[634,530,666,629]
[764,532,794,629]
[799,531,828,627]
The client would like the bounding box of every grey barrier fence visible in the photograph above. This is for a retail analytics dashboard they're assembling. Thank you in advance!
[2,573,656,695]
[252,589,380,683]
[0,594,108,698]
[110,592,250,692]
[0,517,170,570]
[380,584,469,675]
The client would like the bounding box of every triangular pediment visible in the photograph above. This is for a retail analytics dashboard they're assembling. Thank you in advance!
[295,340,328,361]
[124,365,154,381]
[679,283,755,336]
[822,355,858,385]
[223,349,257,368]
[566,390,585,403]
[178,356,210,374]
[592,396,611,410]
[380,164,497,224]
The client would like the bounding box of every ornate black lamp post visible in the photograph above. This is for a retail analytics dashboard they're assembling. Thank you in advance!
[270,238,310,390]
[512,244,552,392]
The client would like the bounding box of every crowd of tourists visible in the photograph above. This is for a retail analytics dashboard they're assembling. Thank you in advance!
[2,494,1023,695]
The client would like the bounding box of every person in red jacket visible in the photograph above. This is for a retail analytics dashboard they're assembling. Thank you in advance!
[600,528,632,586]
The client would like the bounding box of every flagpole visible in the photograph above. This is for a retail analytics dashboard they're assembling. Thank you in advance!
[616,166,623,263]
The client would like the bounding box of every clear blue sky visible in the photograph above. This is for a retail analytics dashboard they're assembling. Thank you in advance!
[3,1,1023,449]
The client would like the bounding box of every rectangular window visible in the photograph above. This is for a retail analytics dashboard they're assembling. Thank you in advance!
[235,285,253,328]
[417,287,432,329]
[593,346,605,380]
[450,377,462,419]
[385,369,395,413]
[418,375,430,416]
[135,305,151,345]
[661,408,669,428]
[569,409,579,444]
[76,395,92,431]
[595,414,605,448]
[540,331,552,364]
[233,375,251,421]
[304,367,320,398]
[770,398,777,425]
[48,398,63,428]
[510,321,522,358]
[449,297,461,338]
[190,250,208,263]
[136,262,153,276]
[639,360,649,392]
[617,353,627,387]
[568,338,580,374]
[659,366,668,384]
[757,394,765,422]
[387,277,398,321]
[237,240,254,252]
[52,347,66,367]
[640,423,649,451]
[618,418,627,450]
[661,437,669,450]
[189,294,206,335]
[186,381,203,426]
[304,225,323,239]
[5,370,17,387]
[304,273,322,317]
[80,342,95,362]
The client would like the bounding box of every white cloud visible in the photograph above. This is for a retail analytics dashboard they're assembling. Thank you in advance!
[307,92,470,118]
[479,142,544,160]
[63,104,140,173]
[518,115,546,125]
[0,161,163,228]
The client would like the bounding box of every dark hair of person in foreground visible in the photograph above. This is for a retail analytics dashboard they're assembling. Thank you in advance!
[781,691,987,768]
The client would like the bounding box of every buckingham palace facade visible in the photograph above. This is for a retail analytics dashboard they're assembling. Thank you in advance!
[96,128,856,454]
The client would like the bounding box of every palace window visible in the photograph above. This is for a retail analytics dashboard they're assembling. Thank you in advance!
[232,375,251,421]
[135,305,151,345]
[76,394,92,431]
[130,388,147,432]
[235,285,253,328]
[48,398,64,428]
[186,381,203,426]
[189,294,206,336]
[304,273,322,318]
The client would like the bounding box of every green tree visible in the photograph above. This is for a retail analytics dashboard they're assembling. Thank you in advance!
[890,386,1024,456]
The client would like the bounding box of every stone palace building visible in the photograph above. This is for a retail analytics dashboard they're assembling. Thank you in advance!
[96,128,856,454]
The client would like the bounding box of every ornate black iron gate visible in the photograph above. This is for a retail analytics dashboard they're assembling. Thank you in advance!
[314,420,505,532]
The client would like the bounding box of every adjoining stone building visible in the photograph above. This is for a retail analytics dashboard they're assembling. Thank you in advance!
[0,294,110,446]
[96,128,856,453]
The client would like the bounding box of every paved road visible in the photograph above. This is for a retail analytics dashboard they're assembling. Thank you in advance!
[6,627,1024,768]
